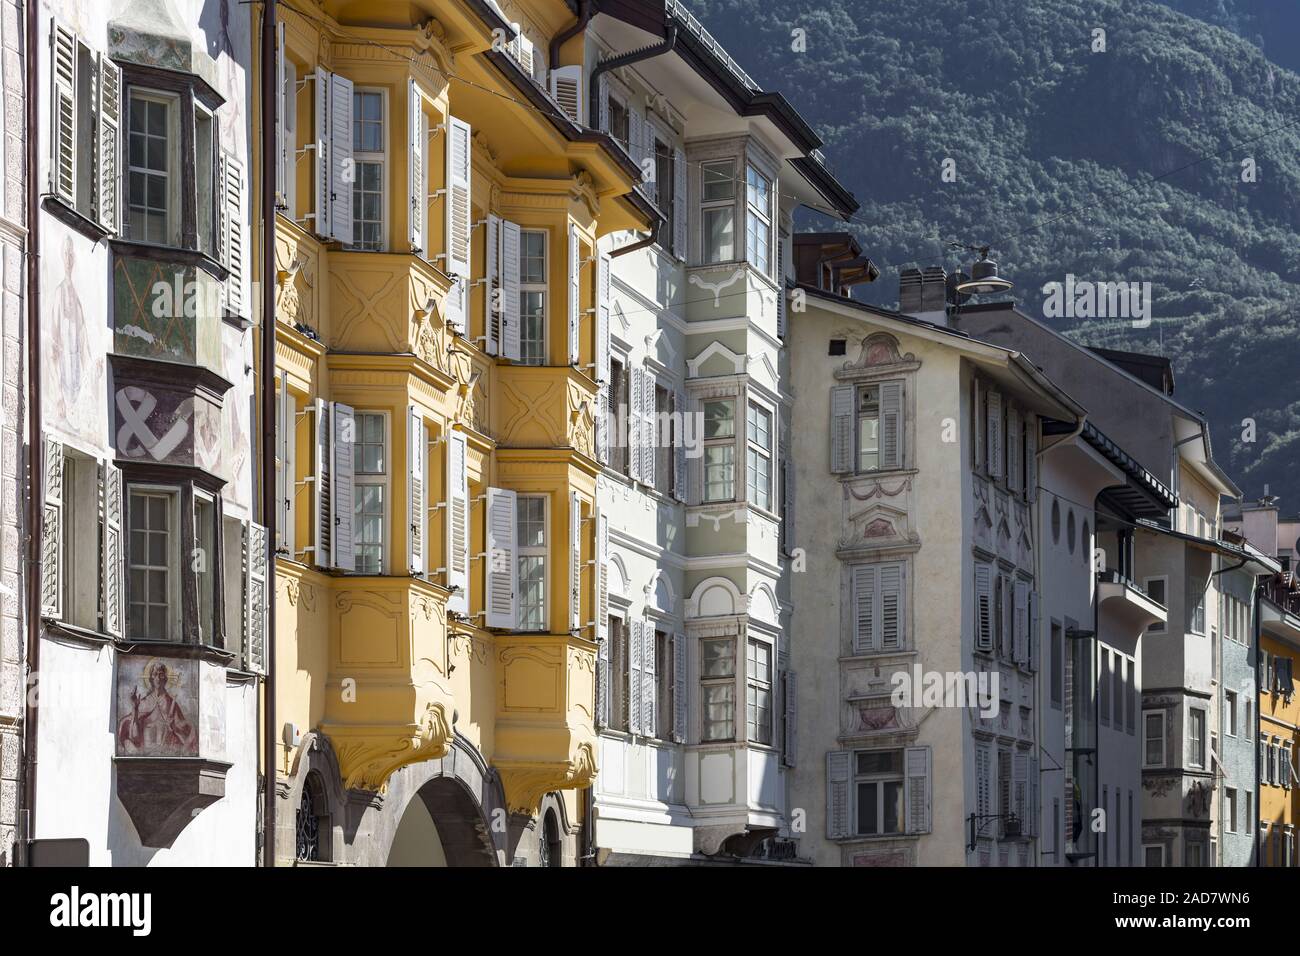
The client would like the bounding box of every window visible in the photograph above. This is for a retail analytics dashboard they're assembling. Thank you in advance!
[194,492,216,644]
[1226,689,1238,737]
[517,495,547,631]
[1144,844,1164,868]
[128,488,179,640]
[608,616,627,732]
[746,638,772,745]
[194,106,215,258]
[606,93,628,151]
[703,399,736,503]
[127,91,178,244]
[1143,711,1166,767]
[854,750,904,836]
[1050,622,1063,708]
[350,89,385,251]
[1144,577,1167,633]
[700,637,735,742]
[746,401,772,510]
[856,385,880,473]
[653,135,674,244]
[745,164,771,275]
[1113,654,1125,728]
[1126,656,1136,734]
[1226,787,1238,833]
[1186,841,1204,867]
[1100,648,1111,726]
[654,630,674,741]
[654,383,673,497]
[1190,583,1206,636]
[1246,699,1253,740]
[609,358,628,476]
[700,160,735,263]
[295,772,329,863]
[1189,708,1205,769]
[352,412,387,574]
[519,229,547,365]
[59,450,103,631]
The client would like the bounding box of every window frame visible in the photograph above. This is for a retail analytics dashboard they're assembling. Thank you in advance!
[516,493,549,632]
[1143,709,1166,768]
[745,398,773,512]
[699,636,736,743]
[1144,576,1168,633]
[1143,843,1164,868]
[348,86,388,252]
[1188,707,1206,769]
[744,163,772,277]
[607,611,628,733]
[699,158,737,265]
[654,627,674,742]
[746,636,773,746]
[126,484,183,642]
[519,227,548,366]
[702,397,737,504]
[852,748,905,837]
[351,410,389,575]
[126,88,182,246]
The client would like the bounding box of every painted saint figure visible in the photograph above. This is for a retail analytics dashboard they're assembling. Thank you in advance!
[116,661,198,756]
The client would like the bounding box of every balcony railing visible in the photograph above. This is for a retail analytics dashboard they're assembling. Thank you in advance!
[666,0,760,92]
[1260,573,1300,618]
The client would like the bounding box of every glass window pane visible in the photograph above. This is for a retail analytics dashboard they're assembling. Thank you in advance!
[704,400,735,439]
[857,781,879,834]
[702,161,734,201]
[703,208,734,263]
[701,638,734,677]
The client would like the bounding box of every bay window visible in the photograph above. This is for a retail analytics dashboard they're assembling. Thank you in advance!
[746,401,772,510]
[520,229,547,365]
[746,638,773,745]
[352,412,387,574]
[350,89,385,251]
[700,637,735,741]
[127,91,179,245]
[745,164,771,275]
[700,160,735,263]
[194,492,217,644]
[517,495,547,631]
[703,399,736,502]
[128,488,180,640]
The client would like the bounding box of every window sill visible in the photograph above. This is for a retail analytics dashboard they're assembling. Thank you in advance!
[108,236,228,280]
[42,194,111,243]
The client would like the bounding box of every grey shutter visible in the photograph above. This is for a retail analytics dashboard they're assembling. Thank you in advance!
[1025,414,1038,501]
[1028,756,1040,837]
[975,562,994,652]
[976,743,991,819]
[642,622,657,737]
[852,564,876,653]
[548,65,583,124]
[485,486,517,628]
[880,563,903,650]
[40,437,62,619]
[971,378,984,470]
[100,460,123,638]
[446,430,469,614]
[328,72,354,244]
[313,67,330,237]
[407,407,426,576]
[826,751,851,839]
[245,521,269,674]
[96,53,122,233]
[274,22,286,207]
[570,491,582,632]
[484,214,500,354]
[314,398,331,569]
[49,20,76,205]
[879,380,903,470]
[221,152,245,316]
[594,510,608,640]
[1014,579,1029,665]
[1001,573,1014,658]
[672,147,687,258]
[782,671,797,767]
[446,116,472,275]
[905,745,931,834]
[1028,590,1040,672]
[672,632,687,743]
[628,618,644,735]
[330,402,355,571]
[1013,752,1029,834]
[500,219,522,361]
[408,80,425,253]
[567,224,581,365]
[628,108,644,185]
[596,633,610,730]
[830,385,854,474]
[987,390,1003,479]
[776,281,787,340]
[672,387,686,501]
[597,73,609,131]
[1006,405,1021,493]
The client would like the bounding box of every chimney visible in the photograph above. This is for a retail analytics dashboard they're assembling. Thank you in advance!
[899,267,949,326]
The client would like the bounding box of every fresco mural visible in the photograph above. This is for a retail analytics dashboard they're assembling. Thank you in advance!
[115,656,200,757]
[42,234,107,447]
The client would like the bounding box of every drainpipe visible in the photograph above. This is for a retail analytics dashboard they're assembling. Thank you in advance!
[549,0,591,73]
[1253,583,1261,866]
[260,0,279,868]
[19,0,42,866]
[587,25,678,135]
[609,219,660,259]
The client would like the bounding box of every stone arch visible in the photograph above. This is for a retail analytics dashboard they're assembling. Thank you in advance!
[281,732,349,863]
[608,552,630,598]
[645,568,676,615]
[748,583,779,626]
[687,576,744,618]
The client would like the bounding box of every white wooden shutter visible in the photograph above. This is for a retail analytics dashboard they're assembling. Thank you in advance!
[971,378,984,470]
[987,390,1004,479]
[446,430,469,614]
[597,74,609,131]
[640,368,656,488]
[879,380,903,470]
[672,632,687,743]
[407,407,426,575]
[782,671,797,767]
[500,219,522,361]
[569,491,582,632]
[852,564,876,654]
[567,224,581,365]
[880,563,903,650]
[975,561,993,652]
[484,214,500,354]
[672,387,686,501]
[40,437,62,619]
[596,632,610,730]
[96,53,122,233]
[275,22,286,208]
[1025,414,1038,501]
[1014,579,1029,665]
[313,67,330,237]
[223,152,244,316]
[776,281,787,340]
[628,618,644,735]
[314,398,331,568]
[245,521,269,674]
[596,252,611,464]
[830,385,854,474]
[49,20,76,205]
[408,80,425,253]
[672,147,687,258]
[642,621,657,738]
[100,460,123,638]
[904,745,932,834]
[627,366,643,482]
[446,116,471,276]
[1007,405,1021,493]
[826,750,851,839]
[328,72,354,245]
[548,64,584,125]
[628,108,644,184]
[595,510,608,640]
[485,486,517,628]
[330,403,355,571]
[445,276,466,337]
[275,376,289,552]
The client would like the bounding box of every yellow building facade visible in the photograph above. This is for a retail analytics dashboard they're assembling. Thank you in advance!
[257,0,653,865]
[1258,574,1300,866]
